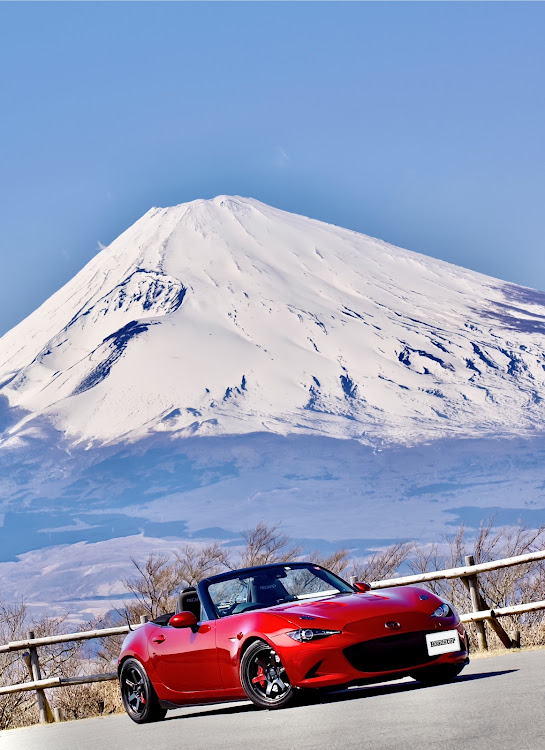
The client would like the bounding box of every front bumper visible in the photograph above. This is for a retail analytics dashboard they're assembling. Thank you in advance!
[276,618,468,689]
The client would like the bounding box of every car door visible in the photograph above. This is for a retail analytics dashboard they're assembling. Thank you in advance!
[147,620,223,695]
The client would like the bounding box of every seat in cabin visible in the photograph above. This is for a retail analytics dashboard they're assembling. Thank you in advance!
[175,587,201,620]
[248,575,291,607]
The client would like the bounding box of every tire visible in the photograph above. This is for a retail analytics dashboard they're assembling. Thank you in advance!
[119,658,167,724]
[410,663,466,686]
[240,640,296,709]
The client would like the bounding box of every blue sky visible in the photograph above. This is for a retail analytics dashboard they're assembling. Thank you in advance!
[0,1,544,336]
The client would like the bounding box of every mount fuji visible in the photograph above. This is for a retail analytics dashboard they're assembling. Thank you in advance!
[1,196,545,619]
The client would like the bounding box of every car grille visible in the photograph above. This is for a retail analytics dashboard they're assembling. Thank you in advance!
[343,631,441,673]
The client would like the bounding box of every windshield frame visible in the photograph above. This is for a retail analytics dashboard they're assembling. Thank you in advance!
[197,562,354,620]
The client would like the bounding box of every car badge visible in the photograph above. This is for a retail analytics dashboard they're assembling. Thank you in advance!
[385,621,401,630]
[299,615,315,620]
[419,594,429,600]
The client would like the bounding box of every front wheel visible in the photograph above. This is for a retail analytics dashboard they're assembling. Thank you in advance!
[119,658,167,724]
[240,640,295,709]
[410,663,466,686]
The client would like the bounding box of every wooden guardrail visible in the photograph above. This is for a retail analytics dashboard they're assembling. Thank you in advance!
[0,672,118,695]
[460,599,545,622]
[2,550,545,724]
[0,617,148,724]
[369,550,545,589]
[0,624,136,655]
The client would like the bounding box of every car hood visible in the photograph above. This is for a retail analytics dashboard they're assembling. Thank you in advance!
[268,586,444,629]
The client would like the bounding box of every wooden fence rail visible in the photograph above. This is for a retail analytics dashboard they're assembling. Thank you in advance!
[460,599,545,623]
[0,672,118,696]
[369,549,545,589]
[0,625,135,654]
[2,550,545,724]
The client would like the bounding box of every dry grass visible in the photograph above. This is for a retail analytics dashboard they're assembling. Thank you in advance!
[470,644,545,659]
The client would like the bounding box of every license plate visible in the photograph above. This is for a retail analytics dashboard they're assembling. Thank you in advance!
[426,630,461,656]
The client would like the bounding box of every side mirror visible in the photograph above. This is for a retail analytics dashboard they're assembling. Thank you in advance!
[170,612,198,629]
[353,581,372,593]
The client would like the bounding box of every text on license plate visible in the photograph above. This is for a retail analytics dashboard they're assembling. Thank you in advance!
[426,630,461,656]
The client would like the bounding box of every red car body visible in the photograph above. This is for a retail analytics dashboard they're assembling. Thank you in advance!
[118,563,469,719]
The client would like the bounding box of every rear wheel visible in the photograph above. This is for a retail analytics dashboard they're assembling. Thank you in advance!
[410,663,466,685]
[240,640,295,709]
[120,658,167,724]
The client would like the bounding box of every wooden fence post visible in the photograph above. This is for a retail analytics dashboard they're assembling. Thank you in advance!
[27,631,48,724]
[464,555,488,651]
[485,612,514,649]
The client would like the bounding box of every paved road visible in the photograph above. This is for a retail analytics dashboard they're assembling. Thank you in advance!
[1,650,544,750]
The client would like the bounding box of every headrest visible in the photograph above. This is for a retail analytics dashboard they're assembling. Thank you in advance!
[249,575,289,604]
[175,587,201,617]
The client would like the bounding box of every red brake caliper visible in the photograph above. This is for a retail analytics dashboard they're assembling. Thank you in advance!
[252,665,266,687]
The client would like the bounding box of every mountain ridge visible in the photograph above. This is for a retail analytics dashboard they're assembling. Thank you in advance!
[1,195,545,449]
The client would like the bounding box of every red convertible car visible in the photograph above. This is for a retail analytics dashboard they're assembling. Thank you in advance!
[118,562,469,723]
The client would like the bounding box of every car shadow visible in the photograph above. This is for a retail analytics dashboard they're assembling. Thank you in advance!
[165,702,257,721]
[164,668,518,721]
[311,668,518,704]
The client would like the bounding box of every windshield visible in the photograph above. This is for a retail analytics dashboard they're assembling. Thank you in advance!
[206,563,353,618]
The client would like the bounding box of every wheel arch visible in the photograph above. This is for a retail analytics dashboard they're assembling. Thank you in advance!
[238,633,284,669]
[117,654,133,676]
[118,653,147,677]
[239,636,266,665]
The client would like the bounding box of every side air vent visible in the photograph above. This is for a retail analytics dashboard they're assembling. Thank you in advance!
[304,661,323,680]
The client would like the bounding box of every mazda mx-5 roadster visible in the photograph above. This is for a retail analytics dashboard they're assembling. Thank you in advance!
[118,561,469,723]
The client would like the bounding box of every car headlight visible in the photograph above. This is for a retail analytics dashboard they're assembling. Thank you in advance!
[430,603,453,618]
[287,629,341,642]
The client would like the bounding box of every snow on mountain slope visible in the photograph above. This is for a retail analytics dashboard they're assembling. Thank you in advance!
[1,195,545,447]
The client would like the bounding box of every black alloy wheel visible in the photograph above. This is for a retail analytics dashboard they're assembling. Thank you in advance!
[119,658,167,724]
[240,640,295,709]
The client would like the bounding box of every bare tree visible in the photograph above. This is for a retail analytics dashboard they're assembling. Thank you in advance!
[0,600,34,730]
[308,548,351,577]
[473,518,545,609]
[237,521,303,568]
[410,518,545,649]
[123,553,179,620]
[174,542,230,585]
[0,601,83,730]
[122,542,232,621]
[350,542,415,583]
[410,524,468,612]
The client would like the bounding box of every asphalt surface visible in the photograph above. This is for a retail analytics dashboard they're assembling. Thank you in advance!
[1,650,544,750]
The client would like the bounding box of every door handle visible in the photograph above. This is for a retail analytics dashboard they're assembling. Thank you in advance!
[152,635,166,644]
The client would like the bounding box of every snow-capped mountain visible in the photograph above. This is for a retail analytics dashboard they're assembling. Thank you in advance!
[1,195,545,449]
[2,196,545,619]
